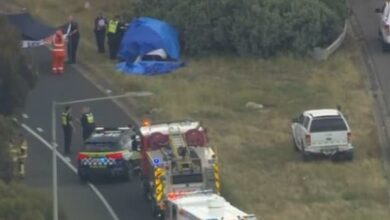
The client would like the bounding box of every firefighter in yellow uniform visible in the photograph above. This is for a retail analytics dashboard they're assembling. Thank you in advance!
[9,134,28,178]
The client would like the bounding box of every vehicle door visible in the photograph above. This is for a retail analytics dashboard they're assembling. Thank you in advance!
[301,116,311,148]
[292,113,305,144]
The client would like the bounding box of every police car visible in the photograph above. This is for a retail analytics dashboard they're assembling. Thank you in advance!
[77,127,139,182]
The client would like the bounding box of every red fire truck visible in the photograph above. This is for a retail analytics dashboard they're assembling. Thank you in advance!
[139,120,221,217]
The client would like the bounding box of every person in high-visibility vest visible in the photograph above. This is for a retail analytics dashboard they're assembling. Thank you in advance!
[107,15,120,59]
[18,137,28,178]
[9,133,28,178]
[80,106,96,141]
[52,30,66,74]
[62,105,74,154]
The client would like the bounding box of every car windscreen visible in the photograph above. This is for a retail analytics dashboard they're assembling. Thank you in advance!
[310,117,347,132]
[82,141,120,152]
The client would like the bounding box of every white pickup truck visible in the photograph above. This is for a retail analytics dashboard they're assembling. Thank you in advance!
[291,109,353,161]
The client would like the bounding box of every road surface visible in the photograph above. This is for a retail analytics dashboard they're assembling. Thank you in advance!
[21,46,154,220]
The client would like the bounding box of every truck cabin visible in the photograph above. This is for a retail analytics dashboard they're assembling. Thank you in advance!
[165,192,258,220]
[139,121,209,176]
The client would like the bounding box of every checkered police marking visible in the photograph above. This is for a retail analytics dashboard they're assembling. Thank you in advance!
[81,157,116,166]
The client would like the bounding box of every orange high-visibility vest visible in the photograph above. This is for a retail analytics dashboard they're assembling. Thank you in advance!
[53,34,65,54]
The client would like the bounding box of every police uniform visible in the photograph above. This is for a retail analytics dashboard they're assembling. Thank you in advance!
[80,111,95,141]
[94,15,107,53]
[107,18,119,59]
[65,20,80,64]
[62,110,73,154]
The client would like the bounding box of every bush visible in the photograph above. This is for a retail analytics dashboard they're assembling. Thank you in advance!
[0,116,17,183]
[0,15,37,115]
[132,0,346,57]
[0,181,67,220]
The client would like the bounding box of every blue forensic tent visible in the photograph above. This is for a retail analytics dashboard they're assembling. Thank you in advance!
[117,17,185,75]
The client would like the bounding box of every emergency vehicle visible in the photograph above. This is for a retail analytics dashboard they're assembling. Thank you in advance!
[139,120,221,217]
[164,191,257,220]
[77,127,138,182]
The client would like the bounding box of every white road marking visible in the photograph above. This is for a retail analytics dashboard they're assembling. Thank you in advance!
[106,89,112,94]
[36,127,44,133]
[21,123,120,220]
[22,113,29,119]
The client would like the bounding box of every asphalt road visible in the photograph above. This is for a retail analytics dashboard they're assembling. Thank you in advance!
[21,46,154,220]
[349,0,390,107]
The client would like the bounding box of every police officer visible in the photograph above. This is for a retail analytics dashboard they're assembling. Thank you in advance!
[62,105,74,154]
[80,106,96,141]
[117,15,128,45]
[107,15,120,59]
[65,15,80,64]
[94,12,107,53]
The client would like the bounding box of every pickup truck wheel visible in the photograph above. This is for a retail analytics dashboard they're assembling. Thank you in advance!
[292,136,299,152]
[345,151,354,161]
[302,151,312,162]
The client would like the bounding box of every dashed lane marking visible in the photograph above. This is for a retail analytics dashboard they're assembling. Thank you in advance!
[22,113,29,119]
[21,123,120,220]
[36,127,44,133]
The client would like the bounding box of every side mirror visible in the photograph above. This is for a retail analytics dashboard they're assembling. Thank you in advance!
[375,8,382,13]
[291,118,299,123]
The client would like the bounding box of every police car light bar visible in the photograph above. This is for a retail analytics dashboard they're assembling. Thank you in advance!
[95,127,130,132]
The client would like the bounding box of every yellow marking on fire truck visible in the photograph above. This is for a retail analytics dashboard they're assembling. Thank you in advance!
[213,163,221,194]
[154,167,166,202]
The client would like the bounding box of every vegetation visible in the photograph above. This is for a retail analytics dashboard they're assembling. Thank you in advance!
[0,182,53,220]
[0,16,37,115]
[133,0,347,56]
[4,0,390,219]
[0,15,57,220]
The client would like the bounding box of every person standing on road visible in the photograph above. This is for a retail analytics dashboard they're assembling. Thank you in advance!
[51,30,66,74]
[94,12,107,53]
[80,106,96,141]
[107,15,120,59]
[62,105,74,154]
[65,15,80,64]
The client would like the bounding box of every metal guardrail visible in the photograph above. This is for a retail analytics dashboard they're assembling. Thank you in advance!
[312,21,348,61]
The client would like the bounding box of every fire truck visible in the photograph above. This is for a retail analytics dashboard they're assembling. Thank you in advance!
[139,120,221,217]
[164,191,258,220]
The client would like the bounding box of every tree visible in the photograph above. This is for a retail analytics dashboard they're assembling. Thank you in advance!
[0,15,37,115]
[131,0,347,57]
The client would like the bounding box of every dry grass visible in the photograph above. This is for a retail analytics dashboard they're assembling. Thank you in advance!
[6,1,390,219]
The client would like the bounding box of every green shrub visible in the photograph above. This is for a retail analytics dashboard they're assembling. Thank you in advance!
[0,116,18,183]
[0,181,66,220]
[132,0,346,57]
[0,16,37,115]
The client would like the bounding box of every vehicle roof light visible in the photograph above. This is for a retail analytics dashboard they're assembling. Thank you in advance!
[143,118,152,127]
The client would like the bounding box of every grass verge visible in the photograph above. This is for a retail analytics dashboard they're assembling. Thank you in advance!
[5,1,390,219]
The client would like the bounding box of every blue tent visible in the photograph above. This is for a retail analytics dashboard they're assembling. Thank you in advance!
[117,17,185,75]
